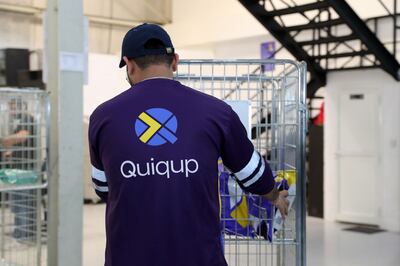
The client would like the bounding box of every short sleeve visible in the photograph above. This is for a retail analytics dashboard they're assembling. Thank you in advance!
[220,107,275,195]
[88,115,108,201]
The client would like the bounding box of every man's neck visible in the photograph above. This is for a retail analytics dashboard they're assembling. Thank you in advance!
[142,76,173,82]
[136,66,174,83]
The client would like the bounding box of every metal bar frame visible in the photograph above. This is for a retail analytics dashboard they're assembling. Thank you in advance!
[176,59,307,266]
[0,88,50,266]
[296,61,307,266]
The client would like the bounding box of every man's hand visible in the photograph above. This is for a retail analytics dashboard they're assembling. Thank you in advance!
[263,187,290,218]
[272,190,289,218]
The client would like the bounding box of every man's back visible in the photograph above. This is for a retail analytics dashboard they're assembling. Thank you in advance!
[89,23,285,266]
[89,78,255,266]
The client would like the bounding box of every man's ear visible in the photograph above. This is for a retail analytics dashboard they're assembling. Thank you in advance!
[123,56,135,75]
[171,53,179,72]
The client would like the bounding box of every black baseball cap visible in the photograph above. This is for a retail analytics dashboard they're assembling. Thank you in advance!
[119,23,175,68]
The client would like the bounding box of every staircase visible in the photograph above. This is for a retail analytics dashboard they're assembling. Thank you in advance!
[238,0,400,98]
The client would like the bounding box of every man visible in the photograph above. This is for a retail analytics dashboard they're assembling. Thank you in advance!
[2,99,36,167]
[89,23,289,266]
[1,97,37,240]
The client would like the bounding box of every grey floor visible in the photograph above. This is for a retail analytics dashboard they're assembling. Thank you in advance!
[83,204,400,266]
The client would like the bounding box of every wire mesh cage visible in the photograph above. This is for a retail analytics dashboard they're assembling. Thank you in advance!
[0,88,49,266]
[175,59,307,266]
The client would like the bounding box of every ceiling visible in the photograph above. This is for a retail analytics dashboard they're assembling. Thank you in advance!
[0,0,172,25]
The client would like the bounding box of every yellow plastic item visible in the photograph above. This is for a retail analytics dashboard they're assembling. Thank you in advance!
[230,195,250,228]
[275,170,297,186]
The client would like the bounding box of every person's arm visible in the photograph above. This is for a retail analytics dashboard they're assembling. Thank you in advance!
[1,130,29,149]
[1,115,32,157]
[3,114,35,148]
[88,115,108,202]
[91,164,109,202]
[220,107,289,217]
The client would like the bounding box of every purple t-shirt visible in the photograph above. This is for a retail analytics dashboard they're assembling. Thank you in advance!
[89,78,275,266]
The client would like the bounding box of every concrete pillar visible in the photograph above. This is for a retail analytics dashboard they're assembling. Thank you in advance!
[46,0,84,265]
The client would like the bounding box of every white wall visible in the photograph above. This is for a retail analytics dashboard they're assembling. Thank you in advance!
[177,35,293,61]
[165,0,399,66]
[164,0,394,48]
[83,53,128,117]
[164,0,266,47]
[213,35,293,60]
[324,69,400,232]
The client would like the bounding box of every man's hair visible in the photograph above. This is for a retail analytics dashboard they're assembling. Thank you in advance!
[131,39,174,69]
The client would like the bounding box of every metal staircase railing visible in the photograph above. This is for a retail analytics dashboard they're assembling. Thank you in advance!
[238,0,400,98]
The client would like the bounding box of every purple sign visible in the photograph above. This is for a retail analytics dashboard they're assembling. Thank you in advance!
[261,41,275,72]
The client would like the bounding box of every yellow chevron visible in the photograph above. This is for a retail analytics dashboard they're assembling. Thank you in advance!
[138,112,162,143]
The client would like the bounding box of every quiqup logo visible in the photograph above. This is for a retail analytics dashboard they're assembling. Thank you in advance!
[120,158,199,179]
[135,108,178,146]
[125,108,199,179]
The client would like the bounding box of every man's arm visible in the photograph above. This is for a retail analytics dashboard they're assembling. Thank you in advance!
[88,115,108,202]
[91,165,109,202]
[3,114,35,149]
[220,106,289,217]
[1,130,29,149]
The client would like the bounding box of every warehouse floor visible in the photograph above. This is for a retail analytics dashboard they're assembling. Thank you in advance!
[83,204,400,266]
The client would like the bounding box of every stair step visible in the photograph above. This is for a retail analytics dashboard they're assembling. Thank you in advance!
[286,18,344,31]
[298,34,358,46]
[311,50,372,59]
[266,1,331,17]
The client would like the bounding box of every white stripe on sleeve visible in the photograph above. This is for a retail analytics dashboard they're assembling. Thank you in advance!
[92,182,109,192]
[242,159,265,187]
[91,165,107,182]
[234,150,260,181]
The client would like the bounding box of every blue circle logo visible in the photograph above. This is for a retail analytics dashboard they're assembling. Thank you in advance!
[135,108,178,146]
